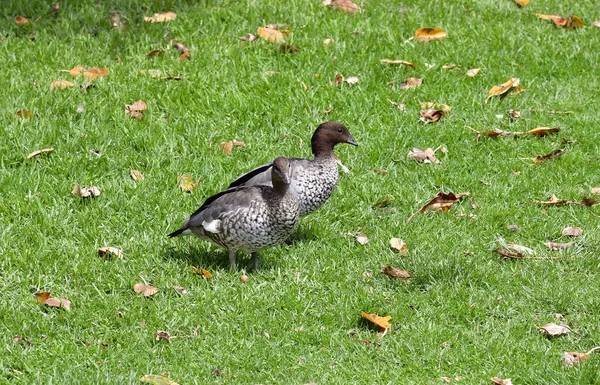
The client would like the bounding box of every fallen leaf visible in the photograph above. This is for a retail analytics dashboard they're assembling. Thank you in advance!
[419,109,445,123]
[173,41,190,60]
[485,78,520,103]
[335,156,350,173]
[441,64,456,70]
[322,38,335,47]
[16,109,33,118]
[27,147,54,159]
[466,68,481,77]
[133,283,158,297]
[415,27,447,42]
[323,0,362,13]
[257,27,284,43]
[389,238,408,255]
[50,80,75,90]
[420,102,452,113]
[545,242,575,251]
[373,168,388,176]
[34,291,51,303]
[526,127,560,136]
[534,194,597,207]
[173,286,187,295]
[562,347,600,366]
[591,187,600,195]
[59,66,85,77]
[381,266,411,280]
[130,170,144,181]
[408,191,469,222]
[493,247,523,259]
[145,50,165,59]
[372,195,394,208]
[71,184,101,198]
[177,174,198,192]
[506,243,534,255]
[239,33,257,43]
[34,292,71,310]
[190,266,213,278]
[356,233,370,245]
[407,148,440,164]
[513,0,529,6]
[218,141,234,156]
[125,100,147,120]
[398,77,423,90]
[140,374,181,385]
[15,16,29,25]
[361,311,392,330]
[155,330,172,342]
[508,110,524,120]
[562,227,582,237]
[144,12,177,23]
[98,246,124,259]
[594,20,600,28]
[83,68,109,81]
[531,148,567,163]
[442,377,451,384]
[379,59,416,69]
[345,76,359,85]
[539,323,573,336]
[535,14,584,29]
[51,2,59,18]
[490,378,513,385]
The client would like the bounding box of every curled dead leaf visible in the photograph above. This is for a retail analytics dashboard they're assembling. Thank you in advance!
[407,147,440,164]
[34,292,71,311]
[130,169,144,181]
[140,374,181,385]
[531,148,567,163]
[539,323,573,337]
[173,41,190,60]
[361,311,392,330]
[125,100,147,120]
[50,80,75,90]
[323,0,362,14]
[381,266,411,280]
[83,68,109,81]
[190,266,213,278]
[72,184,101,198]
[545,242,575,251]
[398,77,422,90]
[466,68,481,77]
[257,27,284,43]
[27,147,54,159]
[15,15,29,25]
[155,330,172,342]
[98,246,124,259]
[218,141,234,156]
[490,378,513,385]
[239,33,257,43]
[379,59,416,69]
[178,174,198,192]
[493,247,523,259]
[372,195,394,208]
[415,27,447,42]
[133,283,158,297]
[355,233,370,245]
[485,78,520,103]
[408,191,469,222]
[16,109,33,118]
[506,243,534,255]
[562,227,582,237]
[389,238,408,255]
[144,12,177,23]
[526,127,560,136]
[419,109,445,123]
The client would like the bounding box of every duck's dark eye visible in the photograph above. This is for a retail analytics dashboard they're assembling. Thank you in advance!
[337,127,343,133]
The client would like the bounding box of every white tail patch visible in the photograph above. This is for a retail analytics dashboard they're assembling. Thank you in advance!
[202,219,221,234]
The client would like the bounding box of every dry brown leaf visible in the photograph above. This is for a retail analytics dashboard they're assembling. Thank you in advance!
[50,80,75,90]
[562,347,600,366]
[361,311,392,330]
[545,242,575,251]
[173,41,190,60]
[387,98,406,111]
[356,233,370,245]
[408,191,469,222]
[381,266,411,280]
[535,14,584,28]
[389,238,408,255]
[591,187,600,195]
[155,330,172,342]
[407,147,440,164]
[372,195,394,208]
[71,184,101,198]
[144,12,177,23]
[177,174,198,192]
[27,147,54,159]
[534,194,597,207]
[34,291,51,303]
[218,141,234,156]
[526,127,560,136]
[98,246,124,259]
[130,169,144,181]
[140,374,181,385]
[257,27,284,43]
[34,292,71,310]
[59,66,85,77]
[539,323,573,336]
[594,20,600,28]
[323,0,362,14]
[486,78,520,103]
[173,285,187,295]
[493,247,524,259]
[531,148,567,163]
[133,283,158,297]
[441,63,456,70]
[415,27,447,42]
[379,59,416,69]
[490,378,513,385]
[15,16,29,25]
[419,109,445,123]
[513,0,529,6]
[466,68,481,77]
[145,50,164,59]
[442,377,451,384]
[562,227,582,237]
[16,109,33,118]
[239,33,257,43]
[398,77,423,90]
[125,100,147,120]
[373,168,388,176]
[420,102,452,113]
[322,38,335,47]
[83,67,109,81]
[506,243,534,255]
[190,266,213,278]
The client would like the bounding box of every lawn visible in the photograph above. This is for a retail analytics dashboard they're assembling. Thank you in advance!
[1,0,600,384]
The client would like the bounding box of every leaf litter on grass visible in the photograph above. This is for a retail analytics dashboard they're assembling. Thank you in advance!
[407,191,469,222]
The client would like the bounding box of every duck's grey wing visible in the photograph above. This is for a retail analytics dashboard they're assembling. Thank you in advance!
[227,163,273,188]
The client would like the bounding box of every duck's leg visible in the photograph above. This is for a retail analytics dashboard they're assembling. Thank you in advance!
[251,252,259,271]
[228,249,237,271]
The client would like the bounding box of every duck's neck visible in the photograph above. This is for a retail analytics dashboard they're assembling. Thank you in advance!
[312,141,335,161]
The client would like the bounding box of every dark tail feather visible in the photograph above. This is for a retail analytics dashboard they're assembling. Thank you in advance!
[168,228,185,238]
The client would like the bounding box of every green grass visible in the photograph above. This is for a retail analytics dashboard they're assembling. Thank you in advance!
[1,0,600,384]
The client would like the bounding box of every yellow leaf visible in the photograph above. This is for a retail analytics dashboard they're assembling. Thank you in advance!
[257,27,284,43]
[83,67,109,81]
[526,127,560,136]
[16,109,33,118]
[514,0,529,6]
[50,80,75,90]
[219,141,234,156]
[144,12,177,23]
[177,174,198,192]
[190,266,213,278]
[379,59,416,69]
[130,169,145,181]
[140,374,181,385]
[415,27,447,42]
[361,311,392,329]
[485,78,520,103]
[15,15,29,25]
